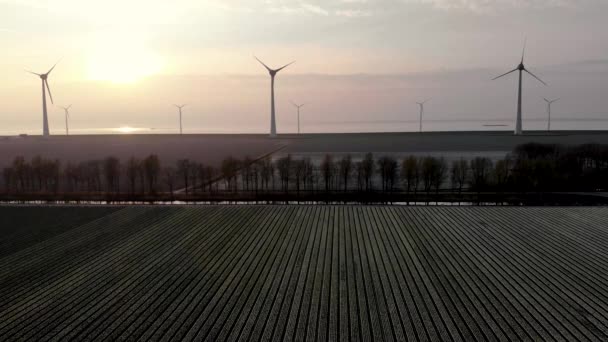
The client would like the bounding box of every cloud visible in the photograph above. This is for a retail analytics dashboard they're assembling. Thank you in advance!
[404,0,586,12]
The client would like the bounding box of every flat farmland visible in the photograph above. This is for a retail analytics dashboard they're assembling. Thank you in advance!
[1,205,608,341]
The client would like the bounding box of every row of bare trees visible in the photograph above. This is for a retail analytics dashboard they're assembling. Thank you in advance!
[4,143,608,199]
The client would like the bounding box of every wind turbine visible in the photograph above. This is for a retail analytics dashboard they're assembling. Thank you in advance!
[291,101,305,134]
[493,39,547,135]
[59,105,72,135]
[26,61,59,136]
[416,99,431,133]
[174,104,186,135]
[543,98,559,132]
[255,56,295,138]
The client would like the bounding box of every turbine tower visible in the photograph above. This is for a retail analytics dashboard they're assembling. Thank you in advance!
[26,62,59,136]
[493,40,547,135]
[255,56,295,138]
[59,105,72,135]
[416,99,431,133]
[174,104,186,135]
[291,101,305,134]
[543,98,559,132]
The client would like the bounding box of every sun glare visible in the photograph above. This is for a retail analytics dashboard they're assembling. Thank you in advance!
[86,34,164,84]
[116,126,142,134]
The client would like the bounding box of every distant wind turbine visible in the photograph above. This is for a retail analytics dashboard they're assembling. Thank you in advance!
[543,98,559,132]
[255,56,295,137]
[493,39,547,135]
[416,99,431,133]
[291,101,305,134]
[59,105,72,135]
[174,104,186,135]
[26,61,60,136]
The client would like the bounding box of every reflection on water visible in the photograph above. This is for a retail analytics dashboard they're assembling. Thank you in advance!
[2,118,608,136]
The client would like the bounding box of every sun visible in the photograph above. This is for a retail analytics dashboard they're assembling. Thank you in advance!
[86,33,164,84]
[116,126,142,134]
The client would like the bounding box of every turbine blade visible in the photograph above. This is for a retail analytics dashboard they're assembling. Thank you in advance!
[25,69,41,76]
[45,79,54,104]
[47,58,61,75]
[276,61,295,72]
[521,37,527,64]
[492,68,518,80]
[254,56,272,72]
[423,98,431,104]
[67,104,72,110]
[524,69,547,86]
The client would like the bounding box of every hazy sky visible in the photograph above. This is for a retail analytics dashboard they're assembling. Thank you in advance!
[1,0,608,134]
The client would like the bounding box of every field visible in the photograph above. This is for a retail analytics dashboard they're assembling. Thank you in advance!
[3,131,608,168]
[1,205,607,341]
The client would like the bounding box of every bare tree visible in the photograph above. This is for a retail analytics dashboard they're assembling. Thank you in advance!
[421,156,435,194]
[260,157,273,191]
[177,159,191,194]
[126,157,140,195]
[338,155,353,192]
[13,157,27,192]
[189,162,199,194]
[321,154,335,192]
[164,167,177,197]
[144,154,161,194]
[221,157,239,192]
[494,156,512,192]
[293,159,306,194]
[470,157,493,193]
[276,155,292,193]
[401,156,419,194]
[241,156,253,191]
[451,158,469,194]
[362,153,374,191]
[103,157,121,193]
[433,157,447,195]
[378,156,398,192]
[302,158,314,191]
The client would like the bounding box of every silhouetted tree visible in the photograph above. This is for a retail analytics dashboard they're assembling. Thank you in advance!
[177,159,191,194]
[276,155,292,193]
[470,157,493,193]
[362,153,374,191]
[378,156,398,192]
[260,157,273,191]
[126,157,140,195]
[164,167,176,197]
[493,156,512,192]
[433,157,447,195]
[339,155,353,192]
[103,157,121,193]
[421,156,436,194]
[293,159,306,194]
[188,162,199,194]
[144,154,161,194]
[302,158,314,191]
[241,156,253,191]
[13,157,27,192]
[451,158,469,194]
[221,157,239,192]
[321,154,335,192]
[401,156,419,194]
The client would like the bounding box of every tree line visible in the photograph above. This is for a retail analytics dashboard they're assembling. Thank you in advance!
[2,143,608,202]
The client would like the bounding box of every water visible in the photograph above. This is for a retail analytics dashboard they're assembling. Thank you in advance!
[2,117,608,136]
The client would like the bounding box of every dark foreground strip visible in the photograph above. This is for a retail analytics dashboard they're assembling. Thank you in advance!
[0,206,607,341]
